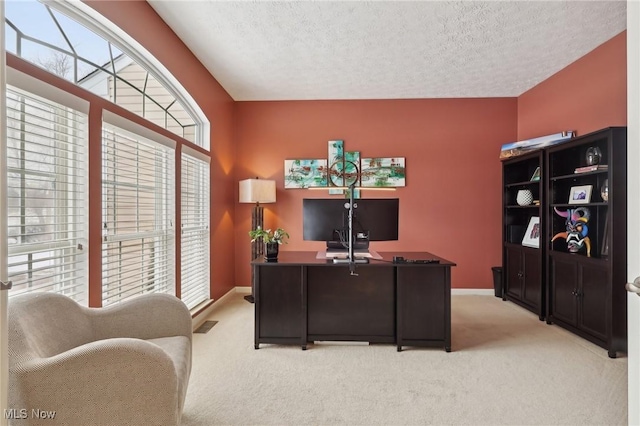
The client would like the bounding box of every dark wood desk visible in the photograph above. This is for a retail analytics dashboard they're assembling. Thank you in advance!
[252,251,456,351]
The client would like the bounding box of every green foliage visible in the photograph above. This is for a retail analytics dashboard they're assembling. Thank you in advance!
[248,226,290,245]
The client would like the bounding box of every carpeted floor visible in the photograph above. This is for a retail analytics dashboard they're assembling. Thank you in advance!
[181,293,627,426]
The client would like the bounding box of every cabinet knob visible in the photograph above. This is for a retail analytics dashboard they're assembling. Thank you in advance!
[517,271,524,279]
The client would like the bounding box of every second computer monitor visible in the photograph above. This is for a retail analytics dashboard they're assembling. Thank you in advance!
[302,198,399,243]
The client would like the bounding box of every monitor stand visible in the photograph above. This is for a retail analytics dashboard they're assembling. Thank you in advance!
[332,257,369,264]
[324,247,370,263]
[326,240,369,251]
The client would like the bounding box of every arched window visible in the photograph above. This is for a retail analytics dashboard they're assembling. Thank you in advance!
[4,1,212,309]
[5,0,209,148]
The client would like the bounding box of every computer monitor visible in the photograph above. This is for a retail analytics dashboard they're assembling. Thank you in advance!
[352,198,399,241]
[302,198,399,248]
[302,199,347,243]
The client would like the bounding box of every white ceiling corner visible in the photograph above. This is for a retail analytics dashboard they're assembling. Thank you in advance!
[147,1,627,101]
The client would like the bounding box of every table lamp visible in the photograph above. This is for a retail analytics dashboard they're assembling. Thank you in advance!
[239,178,276,303]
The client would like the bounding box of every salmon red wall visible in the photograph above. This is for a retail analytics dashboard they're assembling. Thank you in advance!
[87,1,237,300]
[518,31,627,139]
[75,3,628,295]
[234,99,517,289]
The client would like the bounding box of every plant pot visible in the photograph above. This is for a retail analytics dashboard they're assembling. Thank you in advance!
[264,242,279,262]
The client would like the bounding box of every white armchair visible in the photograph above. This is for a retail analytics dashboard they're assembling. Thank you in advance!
[8,292,192,426]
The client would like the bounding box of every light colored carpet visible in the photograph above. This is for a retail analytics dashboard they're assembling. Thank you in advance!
[181,293,627,426]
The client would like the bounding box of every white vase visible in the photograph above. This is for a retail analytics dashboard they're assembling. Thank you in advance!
[516,189,533,206]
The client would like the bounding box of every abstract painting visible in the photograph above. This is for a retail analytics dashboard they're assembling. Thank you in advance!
[284,159,328,188]
[285,140,405,196]
[360,157,406,187]
[328,140,344,195]
[344,151,361,198]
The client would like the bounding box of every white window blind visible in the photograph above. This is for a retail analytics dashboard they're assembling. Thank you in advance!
[6,86,88,303]
[101,122,175,306]
[181,151,210,309]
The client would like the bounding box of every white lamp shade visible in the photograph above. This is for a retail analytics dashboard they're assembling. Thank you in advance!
[239,179,276,204]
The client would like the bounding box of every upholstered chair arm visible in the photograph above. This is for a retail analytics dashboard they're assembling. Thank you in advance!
[91,293,192,342]
[10,338,180,426]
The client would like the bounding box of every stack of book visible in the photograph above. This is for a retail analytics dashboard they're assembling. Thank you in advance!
[574,164,608,173]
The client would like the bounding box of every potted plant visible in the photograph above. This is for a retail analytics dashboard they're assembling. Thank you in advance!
[249,226,289,261]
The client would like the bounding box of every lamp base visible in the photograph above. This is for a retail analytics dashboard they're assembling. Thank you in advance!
[246,204,263,306]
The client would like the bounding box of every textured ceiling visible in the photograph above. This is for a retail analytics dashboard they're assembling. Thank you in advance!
[148,1,627,101]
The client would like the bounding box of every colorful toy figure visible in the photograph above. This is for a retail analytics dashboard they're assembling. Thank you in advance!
[551,207,591,257]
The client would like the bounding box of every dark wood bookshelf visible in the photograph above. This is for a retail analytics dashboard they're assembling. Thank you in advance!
[545,127,627,358]
[501,150,545,320]
[500,127,628,358]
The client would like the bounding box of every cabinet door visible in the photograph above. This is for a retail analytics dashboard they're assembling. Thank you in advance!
[307,266,395,338]
[578,263,608,341]
[522,250,542,309]
[505,246,522,299]
[397,267,446,341]
[550,256,578,327]
[257,266,303,339]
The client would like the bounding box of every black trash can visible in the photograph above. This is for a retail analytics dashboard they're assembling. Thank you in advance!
[491,266,503,298]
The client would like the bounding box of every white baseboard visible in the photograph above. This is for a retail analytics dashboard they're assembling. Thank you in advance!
[231,286,492,298]
[192,286,494,329]
[191,286,251,330]
[234,286,492,296]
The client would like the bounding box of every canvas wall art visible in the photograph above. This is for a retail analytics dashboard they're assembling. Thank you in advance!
[328,140,344,195]
[361,157,406,187]
[499,131,574,159]
[344,151,360,198]
[284,140,405,197]
[344,151,360,186]
[284,159,328,188]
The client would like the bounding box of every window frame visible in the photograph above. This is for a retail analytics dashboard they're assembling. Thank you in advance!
[5,70,89,303]
[180,146,210,310]
[50,0,209,149]
[6,0,209,149]
[3,1,214,310]
[101,115,176,306]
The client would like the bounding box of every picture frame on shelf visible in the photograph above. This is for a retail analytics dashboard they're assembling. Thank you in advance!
[568,185,592,204]
[522,216,540,248]
[530,166,541,181]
